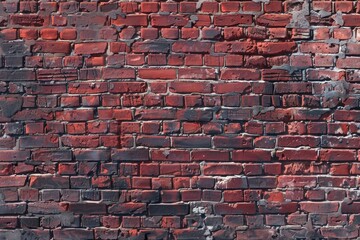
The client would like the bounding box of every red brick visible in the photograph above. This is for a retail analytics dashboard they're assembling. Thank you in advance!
[139,69,177,79]
[141,2,159,13]
[300,202,339,213]
[278,176,317,188]
[215,41,257,54]
[40,28,58,40]
[214,14,253,26]
[256,14,291,27]
[320,150,357,162]
[151,15,188,27]
[343,15,360,27]
[300,42,339,54]
[258,42,297,55]
[203,163,242,176]
[74,42,107,55]
[179,68,216,80]
[62,135,99,148]
[220,69,260,80]
[169,81,211,93]
[102,68,135,79]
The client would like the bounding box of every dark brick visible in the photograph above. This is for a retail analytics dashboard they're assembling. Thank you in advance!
[111,148,149,161]
[29,176,69,189]
[149,204,189,216]
[68,203,107,215]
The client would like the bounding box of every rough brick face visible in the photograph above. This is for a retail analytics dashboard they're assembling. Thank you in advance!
[0,0,359,239]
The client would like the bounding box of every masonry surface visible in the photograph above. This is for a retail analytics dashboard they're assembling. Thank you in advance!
[0,0,359,239]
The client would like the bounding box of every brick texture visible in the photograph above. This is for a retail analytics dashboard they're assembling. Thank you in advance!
[0,0,360,239]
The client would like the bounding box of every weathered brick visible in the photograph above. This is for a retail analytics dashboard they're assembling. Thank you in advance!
[149,204,189,216]
[19,135,59,148]
[300,202,338,213]
[112,14,148,26]
[203,163,242,176]
[256,14,291,27]
[258,42,297,55]
[214,203,256,215]
[172,136,211,148]
[132,42,170,53]
[214,136,253,149]
[32,41,71,53]
[102,68,135,79]
[0,70,35,81]
[220,69,260,80]
[233,150,272,162]
[214,14,253,26]
[0,176,26,187]
[108,203,146,214]
[11,14,44,26]
[53,229,94,240]
[29,176,69,189]
[55,110,93,122]
[172,41,212,53]
[68,203,107,214]
[1,2,359,238]
[109,81,147,93]
[0,150,30,162]
[151,15,189,27]
[111,148,149,161]
[0,203,26,215]
[74,42,107,55]
[74,150,110,161]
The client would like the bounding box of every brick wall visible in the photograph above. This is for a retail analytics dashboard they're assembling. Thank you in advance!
[0,0,360,239]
